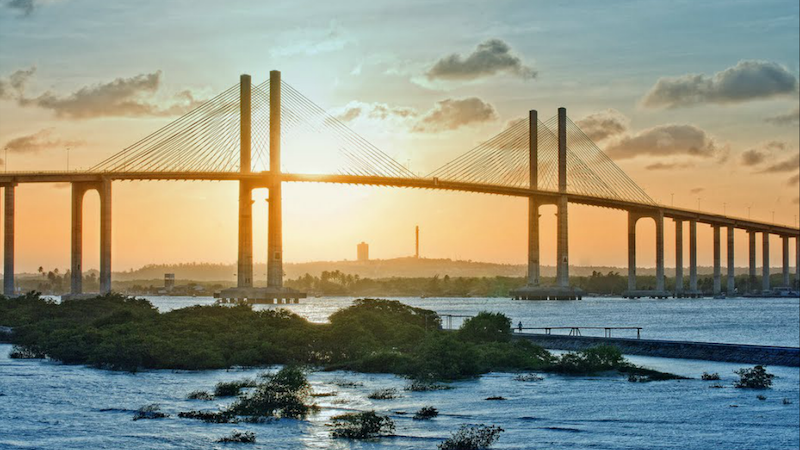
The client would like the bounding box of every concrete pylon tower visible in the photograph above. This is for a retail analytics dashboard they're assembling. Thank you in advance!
[415,225,419,258]
[527,109,540,287]
[237,74,254,288]
[267,70,283,289]
[556,107,569,288]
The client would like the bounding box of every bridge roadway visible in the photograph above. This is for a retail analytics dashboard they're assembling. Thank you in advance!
[1,170,797,237]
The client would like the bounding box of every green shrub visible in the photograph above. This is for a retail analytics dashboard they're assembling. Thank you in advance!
[187,390,214,400]
[214,379,256,397]
[413,406,438,420]
[330,411,395,439]
[228,367,317,419]
[367,388,400,400]
[701,372,720,381]
[132,404,168,421]
[438,424,504,450]
[178,410,233,423]
[217,431,255,443]
[9,345,45,359]
[550,346,625,374]
[458,312,511,343]
[734,366,774,389]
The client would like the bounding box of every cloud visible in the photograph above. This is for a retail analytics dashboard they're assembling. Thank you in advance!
[426,39,536,81]
[270,21,352,57]
[604,124,720,160]
[0,66,35,99]
[575,109,630,142]
[335,101,416,123]
[641,60,798,109]
[644,161,692,171]
[789,174,799,186]
[3,128,83,153]
[765,106,800,126]
[741,149,767,166]
[5,0,35,16]
[413,97,497,132]
[758,153,800,173]
[5,69,206,118]
[689,187,704,194]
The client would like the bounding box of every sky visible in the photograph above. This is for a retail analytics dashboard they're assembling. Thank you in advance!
[0,0,798,276]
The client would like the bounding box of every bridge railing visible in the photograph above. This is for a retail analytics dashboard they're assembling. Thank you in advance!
[515,326,642,339]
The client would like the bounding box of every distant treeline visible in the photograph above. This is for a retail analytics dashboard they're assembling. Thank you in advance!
[285,270,796,297]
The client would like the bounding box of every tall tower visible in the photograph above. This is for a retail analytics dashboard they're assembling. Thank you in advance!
[415,226,419,258]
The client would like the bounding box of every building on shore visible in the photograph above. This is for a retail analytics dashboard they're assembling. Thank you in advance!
[357,242,369,262]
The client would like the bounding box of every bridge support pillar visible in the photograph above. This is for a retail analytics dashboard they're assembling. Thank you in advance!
[674,219,683,295]
[655,210,665,292]
[99,179,112,294]
[3,184,14,297]
[727,226,735,295]
[762,232,770,293]
[782,236,790,287]
[796,237,800,289]
[689,220,698,293]
[527,198,540,286]
[70,183,86,294]
[237,74,253,288]
[748,231,757,293]
[627,213,637,292]
[556,107,569,288]
[712,225,721,295]
[267,70,283,289]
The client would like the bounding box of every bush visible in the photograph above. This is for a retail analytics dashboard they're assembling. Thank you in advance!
[9,345,45,359]
[513,373,543,382]
[550,346,625,374]
[734,366,774,389]
[458,312,511,343]
[187,390,214,400]
[330,411,395,439]
[406,380,451,391]
[132,404,168,421]
[178,410,233,423]
[228,367,317,419]
[214,379,257,397]
[413,406,439,420]
[217,431,255,443]
[439,424,504,450]
[367,388,400,400]
[701,372,720,381]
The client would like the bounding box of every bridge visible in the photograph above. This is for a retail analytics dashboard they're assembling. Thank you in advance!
[0,71,798,301]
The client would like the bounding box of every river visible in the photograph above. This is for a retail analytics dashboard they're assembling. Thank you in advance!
[1,295,798,449]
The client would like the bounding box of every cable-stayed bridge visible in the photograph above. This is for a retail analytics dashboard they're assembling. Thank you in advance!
[1,71,797,301]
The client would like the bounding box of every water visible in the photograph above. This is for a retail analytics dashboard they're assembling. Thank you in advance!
[1,296,798,449]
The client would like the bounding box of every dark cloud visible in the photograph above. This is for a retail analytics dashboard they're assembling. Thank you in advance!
[0,66,35,99]
[758,153,800,173]
[5,69,206,119]
[765,106,799,126]
[413,97,497,132]
[576,109,629,141]
[5,0,35,16]
[426,39,536,81]
[644,161,692,171]
[689,187,704,194]
[741,148,767,166]
[641,60,798,109]
[3,128,83,154]
[604,124,720,160]
[335,101,417,124]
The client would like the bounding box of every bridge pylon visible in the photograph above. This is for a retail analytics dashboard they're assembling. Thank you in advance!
[511,108,583,301]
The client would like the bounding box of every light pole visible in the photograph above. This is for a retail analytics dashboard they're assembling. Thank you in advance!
[66,147,71,171]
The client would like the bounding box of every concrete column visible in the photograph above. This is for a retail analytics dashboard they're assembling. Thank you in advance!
[527,110,539,287]
[70,184,85,294]
[556,107,569,287]
[627,213,637,291]
[99,179,112,294]
[748,231,757,293]
[655,211,665,292]
[727,226,735,295]
[796,237,800,288]
[689,220,698,292]
[762,232,770,292]
[3,184,14,297]
[237,74,253,288]
[712,225,721,295]
[782,236,789,287]
[267,70,283,289]
[674,219,683,294]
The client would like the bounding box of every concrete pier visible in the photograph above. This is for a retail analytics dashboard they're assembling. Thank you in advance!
[655,210,665,292]
[762,232,770,292]
[796,237,800,288]
[782,236,789,287]
[623,211,670,299]
[627,212,637,292]
[712,225,721,295]
[527,110,540,287]
[727,226,735,295]
[748,230,757,293]
[237,74,253,288]
[99,179,112,294]
[3,184,14,297]
[556,107,569,288]
[70,183,85,294]
[267,70,283,289]
[674,219,683,295]
[689,220,698,293]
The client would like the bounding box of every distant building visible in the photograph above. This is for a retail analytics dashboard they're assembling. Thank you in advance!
[164,273,175,290]
[357,242,369,262]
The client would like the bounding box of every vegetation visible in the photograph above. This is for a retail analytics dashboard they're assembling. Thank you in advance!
[367,388,400,400]
[227,367,318,419]
[187,390,214,400]
[132,404,168,421]
[217,431,256,443]
[9,345,45,359]
[406,380,451,391]
[701,372,720,381]
[0,294,676,382]
[438,425,504,450]
[330,411,395,439]
[413,406,439,420]
[734,366,774,389]
[214,379,256,397]
[513,373,543,382]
